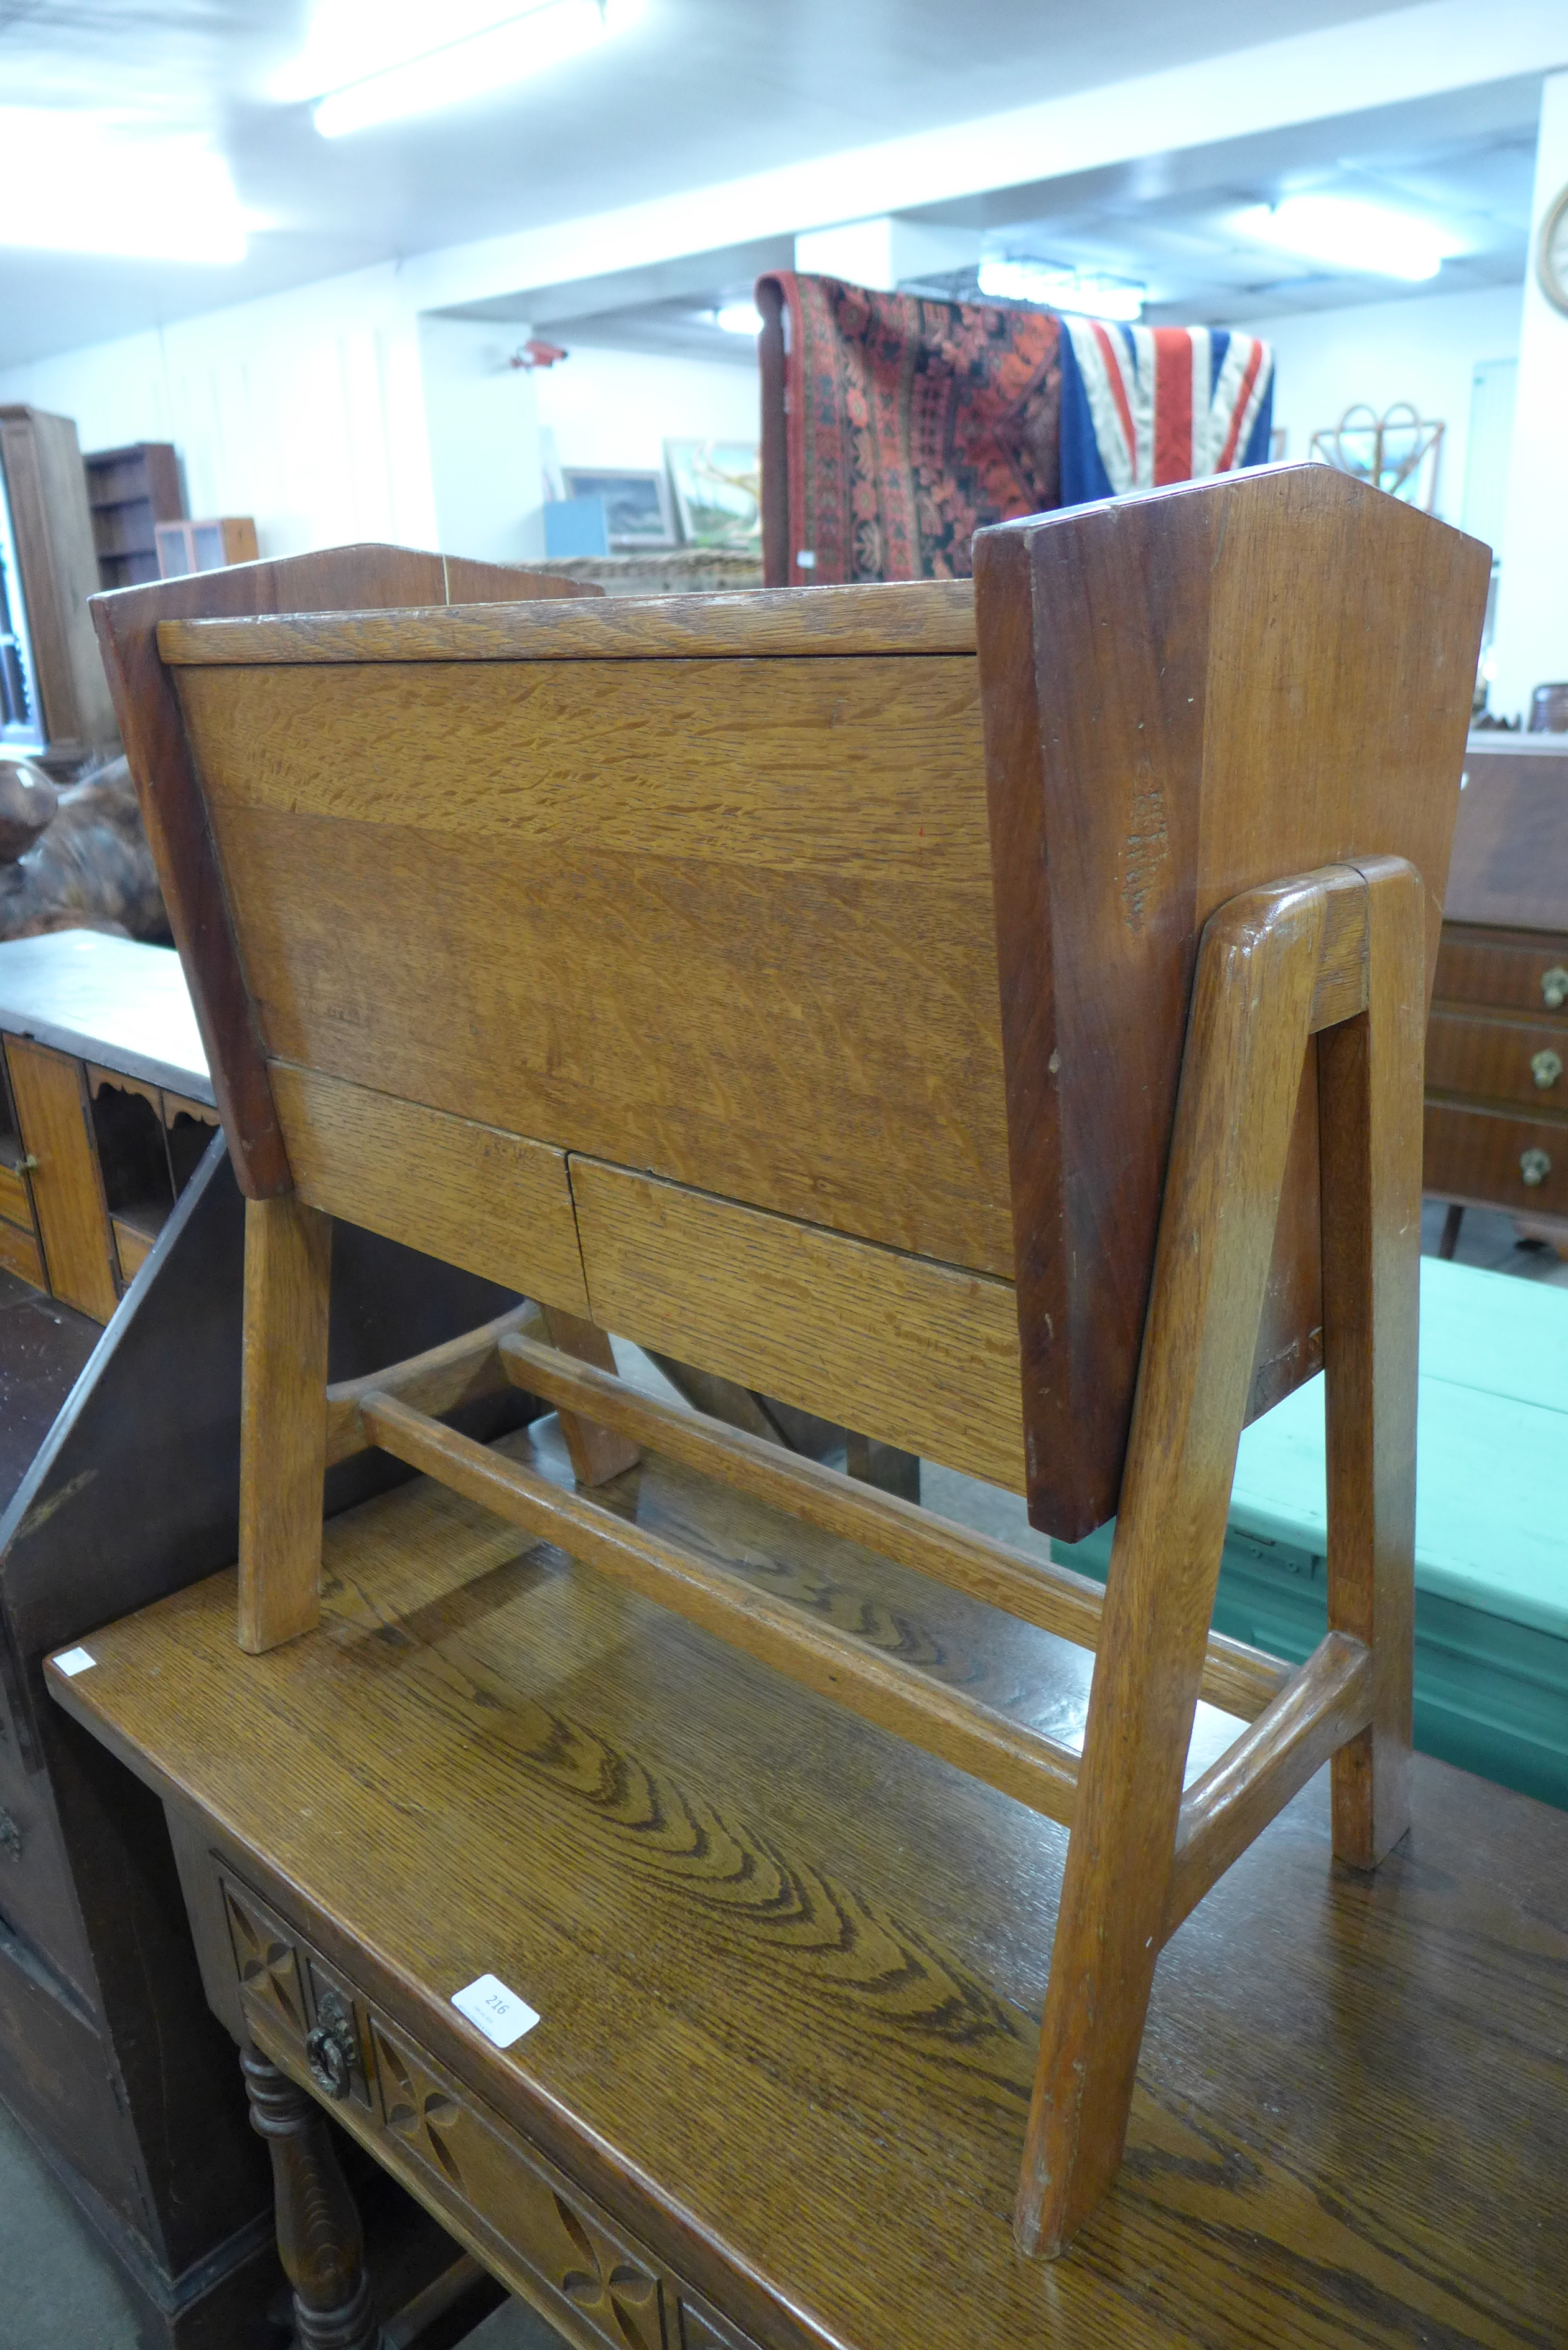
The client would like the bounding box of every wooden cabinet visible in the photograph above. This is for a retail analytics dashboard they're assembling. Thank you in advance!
[0,932,220,1321]
[83,441,185,591]
[0,405,120,755]
[1426,739,1568,1243]
[155,516,259,578]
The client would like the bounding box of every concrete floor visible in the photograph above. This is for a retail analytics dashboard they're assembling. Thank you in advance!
[2,1199,1561,2348]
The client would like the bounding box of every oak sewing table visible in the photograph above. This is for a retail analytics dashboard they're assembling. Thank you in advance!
[55,474,1540,2341]
[49,1402,1568,2349]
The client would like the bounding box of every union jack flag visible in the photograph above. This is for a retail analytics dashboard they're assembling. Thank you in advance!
[1059,319,1274,505]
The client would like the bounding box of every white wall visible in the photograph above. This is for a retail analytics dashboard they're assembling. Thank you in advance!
[1250,283,1524,533]
[533,344,760,477]
[418,314,544,563]
[1491,70,1568,721]
[0,261,437,559]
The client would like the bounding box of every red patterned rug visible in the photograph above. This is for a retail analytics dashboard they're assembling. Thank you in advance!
[758,271,1062,588]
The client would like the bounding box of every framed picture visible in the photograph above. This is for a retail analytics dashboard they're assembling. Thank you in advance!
[664,439,762,547]
[561,467,676,549]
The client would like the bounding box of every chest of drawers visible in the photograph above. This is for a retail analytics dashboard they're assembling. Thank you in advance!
[1426,740,1568,1238]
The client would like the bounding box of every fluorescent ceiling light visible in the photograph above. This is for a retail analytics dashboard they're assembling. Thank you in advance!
[977,258,1144,322]
[1234,195,1465,282]
[309,0,642,138]
[0,111,246,263]
[712,302,763,335]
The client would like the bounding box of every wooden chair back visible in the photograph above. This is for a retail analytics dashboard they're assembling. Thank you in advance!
[98,470,1484,1538]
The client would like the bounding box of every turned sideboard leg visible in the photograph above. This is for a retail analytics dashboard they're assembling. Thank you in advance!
[241,2041,382,2350]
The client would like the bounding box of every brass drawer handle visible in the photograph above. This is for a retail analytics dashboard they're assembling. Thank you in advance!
[1520,1148,1552,1188]
[304,1987,358,2101]
[1533,1049,1564,1090]
[1544,967,1568,1010]
[0,1808,20,1862]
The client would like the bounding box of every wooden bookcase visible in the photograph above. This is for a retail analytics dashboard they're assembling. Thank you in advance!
[83,440,184,591]
[0,406,121,754]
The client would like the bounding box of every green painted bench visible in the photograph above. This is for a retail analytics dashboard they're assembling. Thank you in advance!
[1057,1258,1568,1810]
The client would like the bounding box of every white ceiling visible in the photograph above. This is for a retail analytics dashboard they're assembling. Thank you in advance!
[915,78,1541,325]
[0,0,1508,367]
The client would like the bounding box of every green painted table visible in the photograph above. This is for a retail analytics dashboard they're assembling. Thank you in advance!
[1058,1258,1568,1809]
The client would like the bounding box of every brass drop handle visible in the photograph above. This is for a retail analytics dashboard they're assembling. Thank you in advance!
[304,1987,358,2100]
[1519,1148,1552,1188]
[0,1808,20,1862]
[1532,1049,1564,1090]
[1544,966,1568,1009]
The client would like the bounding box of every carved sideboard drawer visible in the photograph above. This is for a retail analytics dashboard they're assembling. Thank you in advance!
[367,2008,672,2350]
[1427,1008,1568,1110]
[215,1869,763,2350]
[1434,927,1568,1018]
[220,1873,377,2116]
[1424,1100,1568,1217]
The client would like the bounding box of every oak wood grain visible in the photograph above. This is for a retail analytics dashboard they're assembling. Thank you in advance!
[0,1158,33,1225]
[269,1060,592,1317]
[178,652,1012,1274]
[47,1422,1568,2350]
[1163,1631,1373,1938]
[91,544,597,1198]
[1320,857,1426,1867]
[569,1158,1026,1491]
[975,465,1488,1535]
[360,1392,1082,1823]
[324,1301,544,1468]
[498,1327,1289,1723]
[0,1212,44,1287]
[239,1192,332,1653]
[537,1307,642,1488]
[4,1037,119,1319]
[111,1214,154,1282]
[156,578,978,667]
[1017,867,1361,2257]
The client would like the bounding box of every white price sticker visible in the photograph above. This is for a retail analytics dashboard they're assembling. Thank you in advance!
[451,1973,540,2050]
[53,1648,96,1677]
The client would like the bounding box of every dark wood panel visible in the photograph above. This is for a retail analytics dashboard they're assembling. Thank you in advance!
[1424,1097,1568,1217]
[1426,1005,1568,1112]
[1447,748,1568,931]
[1435,924,1568,1016]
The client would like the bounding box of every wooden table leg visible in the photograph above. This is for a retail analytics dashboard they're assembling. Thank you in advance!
[1437,1201,1465,1260]
[241,2041,382,2350]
